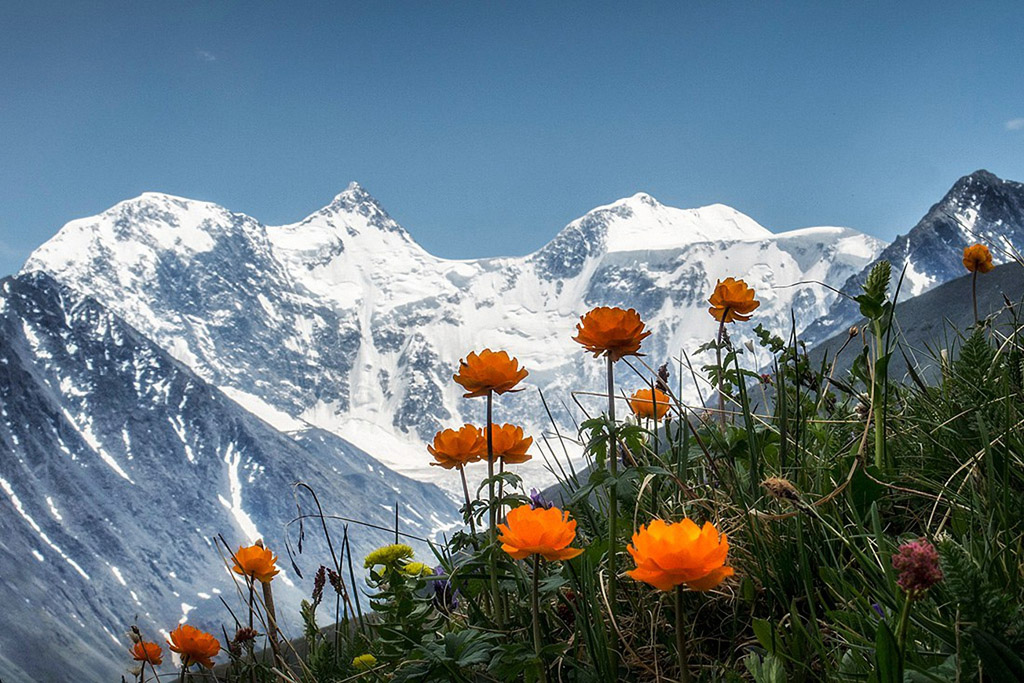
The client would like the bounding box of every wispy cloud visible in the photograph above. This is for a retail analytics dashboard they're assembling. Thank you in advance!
[195,49,217,63]
[1006,118,1024,131]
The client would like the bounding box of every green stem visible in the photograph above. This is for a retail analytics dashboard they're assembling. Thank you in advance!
[606,354,619,676]
[486,392,503,626]
[532,554,548,683]
[972,270,979,325]
[716,319,727,428]
[247,577,256,683]
[896,592,914,677]
[675,586,692,683]
[872,319,886,470]
[459,465,478,538]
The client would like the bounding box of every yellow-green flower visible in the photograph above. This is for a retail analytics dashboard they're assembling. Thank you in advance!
[401,561,430,577]
[352,653,377,671]
[364,543,414,568]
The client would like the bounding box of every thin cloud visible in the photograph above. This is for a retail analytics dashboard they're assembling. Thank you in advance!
[195,49,217,62]
[1005,118,1024,131]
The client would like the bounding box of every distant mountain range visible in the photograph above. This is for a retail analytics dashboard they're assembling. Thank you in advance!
[20,183,884,487]
[3,170,1024,679]
[802,170,1024,346]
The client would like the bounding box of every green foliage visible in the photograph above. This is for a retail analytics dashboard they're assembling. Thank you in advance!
[857,260,892,320]
[125,273,1024,682]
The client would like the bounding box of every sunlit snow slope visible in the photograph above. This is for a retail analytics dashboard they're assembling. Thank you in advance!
[23,185,885,487]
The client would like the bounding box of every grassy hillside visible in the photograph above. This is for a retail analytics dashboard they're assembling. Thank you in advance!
[115,261,1024,682]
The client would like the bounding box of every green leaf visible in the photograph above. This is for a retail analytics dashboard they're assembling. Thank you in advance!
[971,628,1024,681]
[855,293,884,320]
[849,464,885,519]
[873,620,901,683]
[752,618,775,654]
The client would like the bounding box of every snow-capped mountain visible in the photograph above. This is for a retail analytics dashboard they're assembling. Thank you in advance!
[22,185,885,488]
[802,170,1024,346]
[0,272,458,680]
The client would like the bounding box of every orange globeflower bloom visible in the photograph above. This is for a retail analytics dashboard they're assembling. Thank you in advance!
[428,425,487,469]
[167,624,220,669]
[627,519,734,592]
[628,388,671,421]
[572,306,652,361]
[498,504,584,561]
[489,423,533,464]
[131,640,163,666]
[962,243,995,273]
[232,544,280,584]
[453,349,529,398]
[708,278,760,323]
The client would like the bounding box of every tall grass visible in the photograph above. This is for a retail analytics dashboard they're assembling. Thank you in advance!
[125,261,1024,682]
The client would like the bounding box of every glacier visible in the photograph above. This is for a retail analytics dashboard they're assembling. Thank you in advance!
[23,183,886,491]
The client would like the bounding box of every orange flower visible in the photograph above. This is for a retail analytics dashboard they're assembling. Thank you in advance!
[428,425,487,469]
[232,544,280,584]
[131,640,163,666]
[708,278,760,323]
[453,349,529,398]
[628,388,671,421]
[487,423,534,464]
[498,504,584,561]
[627,519,734,591]
[962,243,994,273]
[167,624,220,669]
[572,307,652,361]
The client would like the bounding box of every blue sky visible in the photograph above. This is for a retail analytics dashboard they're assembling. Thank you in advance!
[1,1,1023,276]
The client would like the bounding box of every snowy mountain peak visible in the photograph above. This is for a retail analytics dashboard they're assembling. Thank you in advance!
[22,191,266,283]
[617,191,661,207]
[582,193,772,254]
[801,169,1024,346]
[305,181,409,238]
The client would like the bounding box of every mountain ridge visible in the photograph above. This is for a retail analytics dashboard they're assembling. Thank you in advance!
[802,169,1024,346]
[21,185,886,488]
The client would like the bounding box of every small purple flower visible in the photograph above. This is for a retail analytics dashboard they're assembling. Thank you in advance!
[529,488,553,510]
[432,566,459,612]
[871,602,885,619]
[892,538,943,598]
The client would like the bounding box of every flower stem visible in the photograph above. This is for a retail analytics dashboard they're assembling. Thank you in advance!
[486,392,503,626]
[606,354,619,676]
[247,578,256,683]
[459,465,478,538]
[532,554,548,683]
[262,579,284,671]
[895,592,913,678]
[716,319,727,428]
[872,319,886,470]
[972,270,979,325]
[247,577,255,630]
[675,586,692,683]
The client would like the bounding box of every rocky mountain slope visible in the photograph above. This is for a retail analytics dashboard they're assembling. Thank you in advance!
[802,170,1024,346]
[0,272,457,680]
